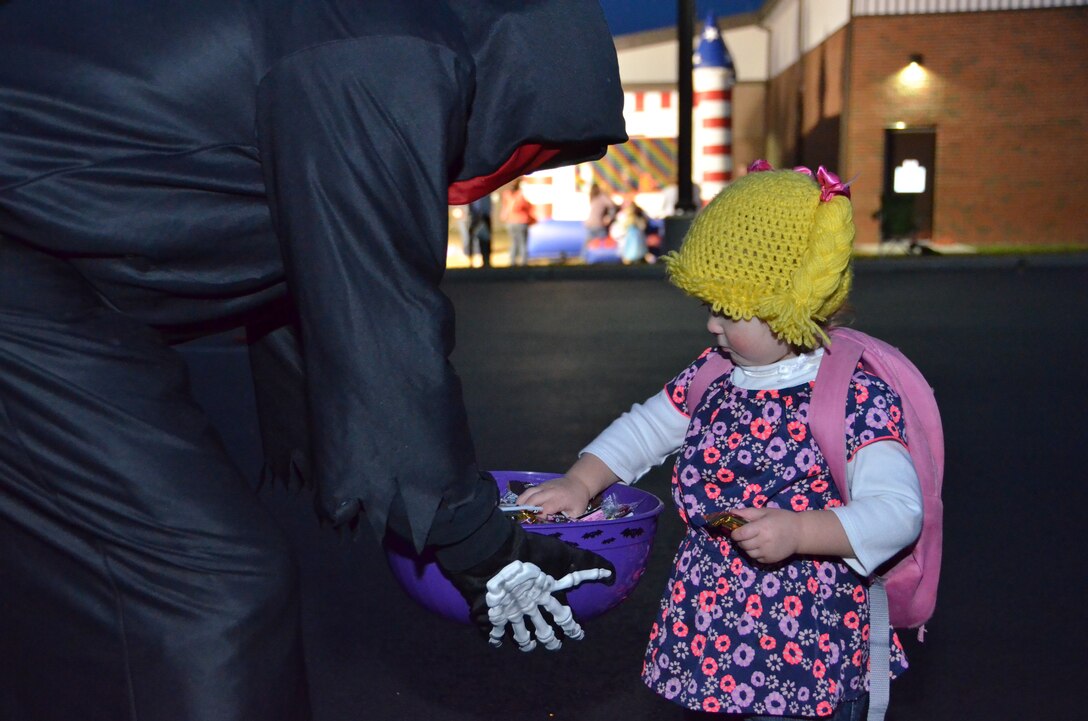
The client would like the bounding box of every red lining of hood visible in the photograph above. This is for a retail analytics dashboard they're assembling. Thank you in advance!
[447,143,562,204]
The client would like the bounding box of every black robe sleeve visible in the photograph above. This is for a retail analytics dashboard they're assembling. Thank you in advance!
[253,3,626,557]
[448,0,628,201]
[255,34,484,549]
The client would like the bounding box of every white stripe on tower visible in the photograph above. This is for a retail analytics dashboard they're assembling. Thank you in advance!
[693,13,735,202]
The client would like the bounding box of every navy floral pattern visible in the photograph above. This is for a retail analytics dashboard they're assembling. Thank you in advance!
[641,349,909,716]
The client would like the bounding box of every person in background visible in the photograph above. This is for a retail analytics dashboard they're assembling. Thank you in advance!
[519,164,922,719]
[451,204,473,261]
[614,194,649,264]
[501,179,537,266]
[584,182,617,256]
[468,192,494,268]
[0,2,627,719]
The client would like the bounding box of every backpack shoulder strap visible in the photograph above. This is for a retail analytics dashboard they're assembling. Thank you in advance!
[686,349,734,416]
[819,327,945,495]
[809,329,865,501]
[809,329,888,721]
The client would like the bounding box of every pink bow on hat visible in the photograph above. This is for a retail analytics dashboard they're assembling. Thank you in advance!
[747,159,852,202]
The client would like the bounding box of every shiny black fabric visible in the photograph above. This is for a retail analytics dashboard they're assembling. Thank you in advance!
[0,1,626,718]
[0,0,625,541]
[0,241,310,720]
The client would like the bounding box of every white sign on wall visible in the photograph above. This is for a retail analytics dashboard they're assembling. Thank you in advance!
[893,159,927,194]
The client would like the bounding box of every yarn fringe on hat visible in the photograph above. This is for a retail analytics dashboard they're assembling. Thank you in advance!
[664,161,855,349]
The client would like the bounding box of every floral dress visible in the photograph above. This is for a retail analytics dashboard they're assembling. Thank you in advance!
[641,349,909,716]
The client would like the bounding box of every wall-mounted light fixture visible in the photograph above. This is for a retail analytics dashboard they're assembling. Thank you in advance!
[900,53,927,88]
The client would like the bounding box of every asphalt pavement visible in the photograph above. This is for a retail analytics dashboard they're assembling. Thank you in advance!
[183,252,1088,721]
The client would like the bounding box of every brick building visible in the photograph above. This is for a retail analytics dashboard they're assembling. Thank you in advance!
[614,0,1088,248]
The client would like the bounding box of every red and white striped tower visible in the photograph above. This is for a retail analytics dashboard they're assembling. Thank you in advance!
[693,12,735,202]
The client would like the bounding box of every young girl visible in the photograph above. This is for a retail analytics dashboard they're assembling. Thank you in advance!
[612,194,648,264]
[518,163,923,719]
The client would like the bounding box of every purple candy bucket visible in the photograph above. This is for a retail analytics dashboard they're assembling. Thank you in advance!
[383,470,665,624]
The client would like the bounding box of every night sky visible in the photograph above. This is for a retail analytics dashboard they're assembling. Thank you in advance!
[598,0,765,36]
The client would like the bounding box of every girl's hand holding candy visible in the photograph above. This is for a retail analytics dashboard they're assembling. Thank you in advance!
[729,507,855,565]
[728,508,802,564]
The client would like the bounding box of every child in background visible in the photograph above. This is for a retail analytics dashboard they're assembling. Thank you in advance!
[518,163,923,719]
[612,194,649,264]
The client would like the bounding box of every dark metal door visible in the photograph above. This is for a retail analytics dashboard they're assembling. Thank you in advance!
[882,127,937,241]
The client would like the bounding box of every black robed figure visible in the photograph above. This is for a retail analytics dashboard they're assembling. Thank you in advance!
[0,2,627,719]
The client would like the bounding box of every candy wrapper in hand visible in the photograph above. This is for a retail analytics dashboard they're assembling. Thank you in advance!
[696,510,749,532]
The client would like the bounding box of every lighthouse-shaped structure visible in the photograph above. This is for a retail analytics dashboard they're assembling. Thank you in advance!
[693,12,735,201]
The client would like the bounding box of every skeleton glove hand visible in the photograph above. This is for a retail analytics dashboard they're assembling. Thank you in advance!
[443,521,614,651]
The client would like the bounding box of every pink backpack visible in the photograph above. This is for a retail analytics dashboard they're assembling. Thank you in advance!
[687,327,944,632]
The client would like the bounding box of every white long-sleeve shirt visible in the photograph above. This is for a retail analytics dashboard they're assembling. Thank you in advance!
[581,349,923,578]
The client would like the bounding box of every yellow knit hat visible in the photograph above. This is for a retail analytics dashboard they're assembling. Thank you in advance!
[664,163,855,349]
